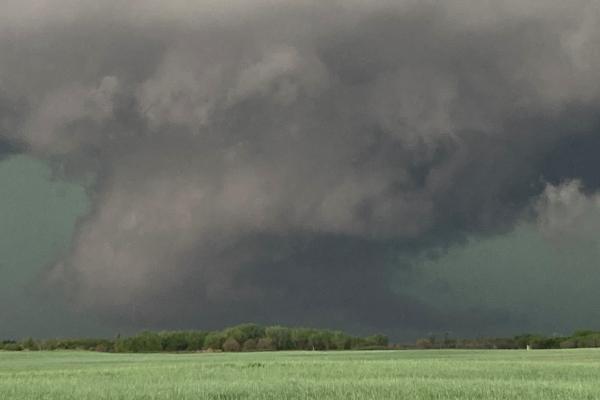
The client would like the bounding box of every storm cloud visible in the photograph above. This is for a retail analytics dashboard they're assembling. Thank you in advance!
[2,0,600,335]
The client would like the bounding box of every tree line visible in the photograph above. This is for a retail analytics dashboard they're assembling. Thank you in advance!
[414,330,600,350]
[4,326,600,352]
[0,324,388,353]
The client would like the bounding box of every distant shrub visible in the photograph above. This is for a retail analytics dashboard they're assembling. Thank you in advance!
[115,332,161,353]
[95,342,112,352]
[159,331,190,352]
[224,324,265,344]
[364,334,388,347]
[560,339,577,349]
[222,338,241,352]
[256,338,275,351]
[21,338,39,351]
[3,343,22,351]
[572,334,600,348]
[204,332,226,351]
[265,326,292,350]
[185,331,207,351]
[352,345,388,351]
[242,339,258,352]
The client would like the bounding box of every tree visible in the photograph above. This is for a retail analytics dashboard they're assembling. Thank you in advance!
[21,337,39,351]
[265,326,292,350]
[256,337,275,351]
[222,338,241,352]
[416,338,433,349]
[365,334,388,348]
[204,332,226,351]
[115,331,161,352]
[159,331,190,352]
[307,330,330,350]
[2,342,22,351]
[242,339,258,352]
[224,323,265,344]
[332,331,351,350]
[291,328,311,350]
[185,331,207,351]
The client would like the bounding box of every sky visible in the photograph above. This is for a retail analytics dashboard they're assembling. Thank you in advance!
[2,0,600,340]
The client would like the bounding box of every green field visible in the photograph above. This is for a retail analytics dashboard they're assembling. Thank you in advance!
[1,349,600,399]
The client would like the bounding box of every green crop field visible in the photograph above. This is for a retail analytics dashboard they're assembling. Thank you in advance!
[1,349,600,399]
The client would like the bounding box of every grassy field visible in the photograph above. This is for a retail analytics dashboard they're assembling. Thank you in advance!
[1,349,600,399]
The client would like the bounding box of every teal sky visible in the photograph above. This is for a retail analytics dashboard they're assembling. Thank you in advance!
[0,155,108,339]
[401,224,600,337]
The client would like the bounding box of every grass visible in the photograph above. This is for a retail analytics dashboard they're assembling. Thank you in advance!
[1,349,600,399]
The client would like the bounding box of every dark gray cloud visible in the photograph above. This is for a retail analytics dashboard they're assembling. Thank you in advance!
[0,137,20,159]
[2,1,600,336]
[0,89,27,159]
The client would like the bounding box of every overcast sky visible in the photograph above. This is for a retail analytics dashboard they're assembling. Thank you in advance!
[2,0,600,340]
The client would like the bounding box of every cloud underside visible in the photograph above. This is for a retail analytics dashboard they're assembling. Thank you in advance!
[2,0,600,334]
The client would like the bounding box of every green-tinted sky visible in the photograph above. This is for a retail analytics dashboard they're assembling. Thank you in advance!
[401,224,600,337]
[0,155,108,338]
